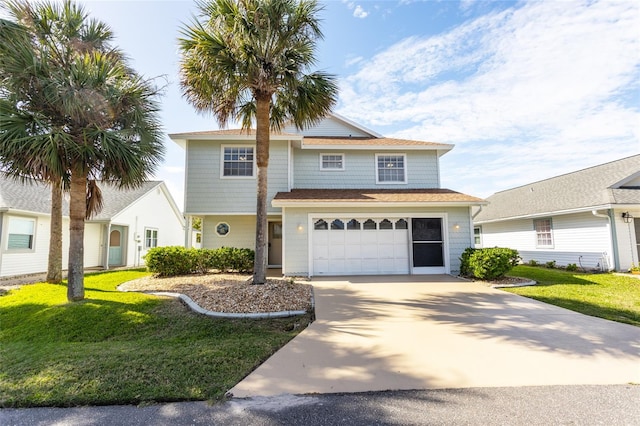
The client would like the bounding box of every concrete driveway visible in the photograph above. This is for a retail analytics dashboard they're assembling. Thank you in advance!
[229,275,640,397]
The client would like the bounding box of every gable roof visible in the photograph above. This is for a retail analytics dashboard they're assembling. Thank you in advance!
[475,154,640,223]
[169,113,450,152]
[273,188,485,207]
[0,175,174,220]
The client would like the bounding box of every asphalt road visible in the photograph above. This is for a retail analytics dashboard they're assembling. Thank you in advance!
[2,385,639,425]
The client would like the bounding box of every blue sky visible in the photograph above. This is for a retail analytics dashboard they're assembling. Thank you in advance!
[12,1,640,204]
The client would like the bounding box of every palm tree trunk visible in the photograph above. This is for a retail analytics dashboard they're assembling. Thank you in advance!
[67,171,86,301]
[253,93,271,285]
[46,179,63,283]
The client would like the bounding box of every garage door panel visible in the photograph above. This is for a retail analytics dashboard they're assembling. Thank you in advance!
[312,217,410,275]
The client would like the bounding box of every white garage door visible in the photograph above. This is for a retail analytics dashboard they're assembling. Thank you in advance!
[312,218,409,275]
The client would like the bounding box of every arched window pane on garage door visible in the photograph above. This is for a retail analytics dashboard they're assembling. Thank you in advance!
[395,219,408,229]
[314,219,328,230]
[363,219,377,230]
[347,219,361,230]
[379,219,393,230]
[331,219,344,230]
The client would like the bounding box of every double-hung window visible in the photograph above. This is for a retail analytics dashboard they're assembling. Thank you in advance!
[320,153,344,171]
[145,228,158,248]
[376,154,407,184]
[222,146,254,178]
[7,217,36,250]
[534,218,553,248]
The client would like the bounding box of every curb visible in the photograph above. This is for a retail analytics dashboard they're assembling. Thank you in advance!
[118,283,314,319]
[490,280,537,288]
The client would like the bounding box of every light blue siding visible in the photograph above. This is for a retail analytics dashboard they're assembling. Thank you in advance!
[185,139,289,214]
[292,149,440,189]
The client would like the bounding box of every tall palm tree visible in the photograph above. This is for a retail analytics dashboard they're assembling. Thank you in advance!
[179,0,338,284]
[0,0,116,284]
[0,0,164,301]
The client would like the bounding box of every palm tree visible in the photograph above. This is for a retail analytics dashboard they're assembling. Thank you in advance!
[179,0,337,284]
[0,0,164,301]
[0,0,116,284]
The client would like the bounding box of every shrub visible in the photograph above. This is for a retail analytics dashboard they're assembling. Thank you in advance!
[459,247,477,277]
[545,260,557,269]
[144,246,254,276]
[463,247,520,280]
[144,246,193,277]
[566,263,578,272]
[528,259,539,266]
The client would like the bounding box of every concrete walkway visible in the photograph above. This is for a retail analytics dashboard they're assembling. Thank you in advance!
[229,275,640,397]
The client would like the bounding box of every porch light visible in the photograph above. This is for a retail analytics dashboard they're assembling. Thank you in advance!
[453,223,460,230]
[297,223,303,231]
[622,212,633,224]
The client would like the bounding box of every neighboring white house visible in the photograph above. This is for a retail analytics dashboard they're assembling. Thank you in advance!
[473,155,640,271]
[171,113,486,277]
[0,176,184,277]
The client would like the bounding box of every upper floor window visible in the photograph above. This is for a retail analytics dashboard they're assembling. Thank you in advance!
[145,228,158,248]
[376,154,406,184]
[222,146,254,178]
[534,218,553,248]
[320,153,344,171]
[7,216,35,250]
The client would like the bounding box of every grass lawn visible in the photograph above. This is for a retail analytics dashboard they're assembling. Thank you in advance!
[0,270,310,408]
[504,265,640,327]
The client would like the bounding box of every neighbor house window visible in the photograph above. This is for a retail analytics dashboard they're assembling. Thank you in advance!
[376,154,406,183]
[145,228,158,248]
[474,226,482,247]
[7,217,35,250]
[534,219,553,248]
[222,146,254,177]
[320,153,344,170]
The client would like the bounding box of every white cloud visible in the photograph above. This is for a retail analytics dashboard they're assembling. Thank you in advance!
[353,5,369,19]
[337,0,640,197]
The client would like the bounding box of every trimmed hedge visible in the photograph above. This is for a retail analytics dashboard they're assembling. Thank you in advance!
[459,247,520,280]
[143,246,255,277]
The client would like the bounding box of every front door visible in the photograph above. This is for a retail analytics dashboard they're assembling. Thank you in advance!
[411,218,446,274]
[108,226,125,266]
[268,222,283,267]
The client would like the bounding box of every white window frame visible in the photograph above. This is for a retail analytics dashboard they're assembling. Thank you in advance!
[474,226,482,247]
[375,153,407,184]
[6,216,36,251]
[534,218,554,248]
[319,153,345,171]
[145,228,158,249]
[220,145,256,179]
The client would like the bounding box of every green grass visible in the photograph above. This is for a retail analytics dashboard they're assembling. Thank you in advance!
[0,270,310,408]
[504,265,640,327]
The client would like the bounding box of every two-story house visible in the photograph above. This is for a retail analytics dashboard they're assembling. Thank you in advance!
[170,114,485,277]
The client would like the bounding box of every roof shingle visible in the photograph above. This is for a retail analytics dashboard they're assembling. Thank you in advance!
[273,188,485,204]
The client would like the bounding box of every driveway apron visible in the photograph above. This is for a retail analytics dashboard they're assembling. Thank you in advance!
[229,276,640,397]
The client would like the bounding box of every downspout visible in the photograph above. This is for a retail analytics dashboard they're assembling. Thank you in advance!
[185,215,192,248]
[592,210,617,271]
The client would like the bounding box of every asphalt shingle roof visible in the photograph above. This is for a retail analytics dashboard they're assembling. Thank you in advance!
[0,174,163,220]
[474,155,640,222]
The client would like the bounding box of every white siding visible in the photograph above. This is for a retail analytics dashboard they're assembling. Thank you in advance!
[1,213,50,277]
[282,206,472,276]
[480,212,614,269]
[83,223,104,268]
[293,149,440,189]
[185,139,289,214]
[284,116,371,137]
[110,185,184,267]
[613,208,640,270]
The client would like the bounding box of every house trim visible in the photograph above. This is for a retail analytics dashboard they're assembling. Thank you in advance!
[474,204,614,224]
[273,201,484,208]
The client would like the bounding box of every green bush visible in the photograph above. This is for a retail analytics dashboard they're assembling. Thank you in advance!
[566,263,578,272]
[459,247,476,277]
[529,259,539,266]
[545,260,557,269]
[144,246,255,276]
[144,246,193,277]
[461,247,520,280]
